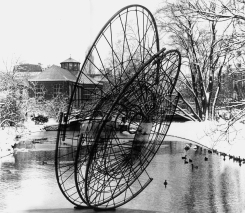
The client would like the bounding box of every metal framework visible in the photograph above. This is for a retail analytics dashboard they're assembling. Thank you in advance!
[55,4,181,210]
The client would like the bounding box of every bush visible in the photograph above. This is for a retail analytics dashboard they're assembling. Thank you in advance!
[0,94,22,123]
[31,114,49,124]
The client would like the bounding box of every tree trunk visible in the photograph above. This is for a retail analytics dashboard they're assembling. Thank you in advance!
[212,86,220,120]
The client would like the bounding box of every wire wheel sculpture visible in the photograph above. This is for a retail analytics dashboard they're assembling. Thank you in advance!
[55,4,181,210]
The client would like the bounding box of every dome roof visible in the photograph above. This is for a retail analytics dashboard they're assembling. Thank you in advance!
[29,65,77,82]
[60,57,80,64]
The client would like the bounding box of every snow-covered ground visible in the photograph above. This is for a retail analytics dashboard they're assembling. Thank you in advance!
[0,117,58,157]
[1,117,245,159]
[167,120,245,158]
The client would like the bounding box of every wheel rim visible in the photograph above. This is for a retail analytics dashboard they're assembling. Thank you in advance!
[55,4,182,210]
[72,4,159,208]
[55,113,87,207]
[84,49,180,209]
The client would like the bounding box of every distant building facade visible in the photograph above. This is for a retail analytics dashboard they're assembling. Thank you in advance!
[219,50,245,104]
[14,63,42,81]
[27,57,102,106]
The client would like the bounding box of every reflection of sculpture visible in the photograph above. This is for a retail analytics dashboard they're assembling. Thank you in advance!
[55,4,181,210]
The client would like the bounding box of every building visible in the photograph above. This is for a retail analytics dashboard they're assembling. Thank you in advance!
[28,64,77,100]
[14,63,42,83]
[219,51,245,104]
[14,63,42,74]
[28,57,102,106]
[60,57,80,76]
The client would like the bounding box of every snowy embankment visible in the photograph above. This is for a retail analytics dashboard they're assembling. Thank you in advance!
[1,117,245,159]
[0,118,57,157]
[167,120,245,158]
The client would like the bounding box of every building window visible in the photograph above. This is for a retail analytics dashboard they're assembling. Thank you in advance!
[74,63,78,71]
[83,88,91,100]
[35,84,45,102]
[53,84,62,97]
[83,87,101,101]
[61,63,68,70]
[69,63,73,70]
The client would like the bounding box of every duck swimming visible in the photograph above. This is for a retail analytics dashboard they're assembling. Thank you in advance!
[182,155,187,160]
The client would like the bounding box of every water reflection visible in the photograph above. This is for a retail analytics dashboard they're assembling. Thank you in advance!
[0,140,245,212]
[123,141,245,213]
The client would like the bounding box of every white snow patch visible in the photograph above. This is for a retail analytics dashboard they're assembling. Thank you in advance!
[167,120,245,158]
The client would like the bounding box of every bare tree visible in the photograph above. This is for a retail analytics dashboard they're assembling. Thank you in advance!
[0,57,26,124]
[187,0,245,22]
[186,0,245,53]
[156,0,240,121]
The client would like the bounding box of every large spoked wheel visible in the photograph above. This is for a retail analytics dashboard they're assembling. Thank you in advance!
[55,3,182,210]
[55,113,89,208]
[82,48,181,210]
[73,4,160,110]
[68,4,159,209]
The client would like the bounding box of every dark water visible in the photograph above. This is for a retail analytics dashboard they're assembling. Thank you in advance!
[1,140,245,212]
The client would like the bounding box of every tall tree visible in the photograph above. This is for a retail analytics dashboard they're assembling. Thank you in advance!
[0,57,25,123]
[156,0,240,121]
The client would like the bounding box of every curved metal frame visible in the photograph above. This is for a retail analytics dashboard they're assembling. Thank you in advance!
[66,4,160,128]
[55,113,88,207]
[80,48,181,209]
[55,4,182,210]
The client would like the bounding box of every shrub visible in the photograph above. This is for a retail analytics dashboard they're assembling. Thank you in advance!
[31,114,49,124]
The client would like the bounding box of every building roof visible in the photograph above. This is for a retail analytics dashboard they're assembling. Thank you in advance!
[29,65,77,82]
[14,64,42,72]
[28,65,101,85]
[88,73,109,83]
[60,57,80,64]
[78,73,102,85]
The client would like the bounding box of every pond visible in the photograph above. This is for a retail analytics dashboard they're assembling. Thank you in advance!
[1,138,245,212]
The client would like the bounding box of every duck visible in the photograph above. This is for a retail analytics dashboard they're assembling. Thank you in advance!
[184,144,190,151]
[220,152,226,157]
[42,161,47,165]
[191,164,198,170]
[204,157,208,161]
[189,159,192,163]
[16,135,21,139]
[191,145,198,151]
[237,156,242,164]
[11,143,17,150]
[182,155,187,160]
[184,159,188,164]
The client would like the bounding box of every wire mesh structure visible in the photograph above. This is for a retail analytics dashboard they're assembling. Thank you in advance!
[55,4,181,210]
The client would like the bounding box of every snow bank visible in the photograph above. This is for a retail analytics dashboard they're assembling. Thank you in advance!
[167,121,245,158]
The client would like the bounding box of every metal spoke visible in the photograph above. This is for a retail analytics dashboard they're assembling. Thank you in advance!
[55,4,181,210]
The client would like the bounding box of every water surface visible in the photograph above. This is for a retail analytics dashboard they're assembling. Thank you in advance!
[1,140,245,212]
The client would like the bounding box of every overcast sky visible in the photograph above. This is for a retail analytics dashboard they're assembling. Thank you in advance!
[0,0,163,70]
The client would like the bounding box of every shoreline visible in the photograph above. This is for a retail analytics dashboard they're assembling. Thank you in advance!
[1,120,245,159]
